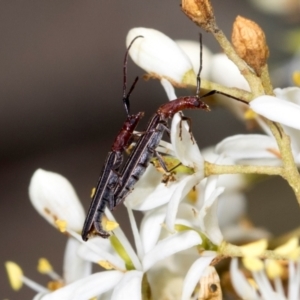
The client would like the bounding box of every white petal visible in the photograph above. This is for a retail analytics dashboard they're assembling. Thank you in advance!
[63,238,92,284]
[250,0,294,15]
[129,179,180,211]
[203,175,218,202]
[156,139,175,156]
[210,53,250,91]
[181,252,216,300]
[125,164,163,210]
[201,148,248,191]
[281,126,300,156]
[230,258,260,299]
[39,271,124,300]
[142,231,202,272]
[126,205,144,259]
[218,192,247,228]
[216,134,279,160]
[199,187,224,245]
[288,260,300,300]
[29,169,85,232]
[171,113,204,170]
[111,271,143,300]
[126,28,194,84]
[176,39,212,79]
[217,173,247,192]
[104,208,142,271]
[165,174,200,231]
[274,87,300,105]
[33,293,48,300]
[250,96,300,130]
[223,225,271,243]
[140,207,166,253]
[71,230,126,271]
[160,78,177,101]
[252,271,276,299]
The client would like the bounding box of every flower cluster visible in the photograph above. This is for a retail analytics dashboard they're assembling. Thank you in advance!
[5,0,300,299]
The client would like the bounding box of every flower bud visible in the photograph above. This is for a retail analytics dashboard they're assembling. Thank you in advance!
[29,169,85,232]
[181,0,215,32]
[232,16,269,76]
[126,28,195,85]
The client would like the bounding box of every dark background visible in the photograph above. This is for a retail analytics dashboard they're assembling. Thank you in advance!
[1,1,299,298]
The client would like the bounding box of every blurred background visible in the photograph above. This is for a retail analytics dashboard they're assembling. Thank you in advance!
[1,0,300,298]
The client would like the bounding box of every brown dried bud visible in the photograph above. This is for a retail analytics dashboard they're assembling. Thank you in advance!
[232,16,269,76]
[181,0,215,32]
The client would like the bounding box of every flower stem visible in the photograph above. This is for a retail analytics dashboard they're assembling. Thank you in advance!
[200,79,253,102]
[208,24,265,97]
[260,64,273,95]
[205,161,283,177]
[267,120,300,205]
[219,242,290,260]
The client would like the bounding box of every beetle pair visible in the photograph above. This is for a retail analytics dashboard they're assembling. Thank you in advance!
[82,35,246,241]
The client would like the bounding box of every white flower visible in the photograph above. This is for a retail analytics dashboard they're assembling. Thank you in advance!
[215,134,281,165]
[63,238,92,284]
[175,39,212,79]
[6,170,92,296]
[29,169,85,232]
[210,53,250,91]
[248,0,298,15]
[5,238,92,296]
[36,271,125,300]
[225,87,300,165]
[27,170,202,300]
[250,87,300,130]
[126,28,195,85]
[230,257,300,300]
[182,257,219,300]
[43,205,202,300]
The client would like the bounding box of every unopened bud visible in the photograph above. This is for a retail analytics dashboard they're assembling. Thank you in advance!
[232,16,269,76]
[126,28,195,85]
[29,169,85,232]
[181,0,215,32]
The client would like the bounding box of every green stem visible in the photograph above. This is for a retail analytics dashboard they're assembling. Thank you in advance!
[219,242,290,260]
[267,120,300,205]
[260,64,274,95]
[208,23,265,98]
[205,161,283,177]
[200,78,253,102]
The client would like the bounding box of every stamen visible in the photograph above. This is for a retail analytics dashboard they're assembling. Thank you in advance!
[265,259,283,279]
[55,219,67,232]
[5,261,23,291]
[244,108,257,120]
[102,216,119,231]
[90,187,96,198]
[242,257,264,272]
[274,237,298,256]
[37,258,62,281]
[37,258,53,274]
[5,261,48,293]
[98,260,114,270]
[47,280,64,291]
[239,239,268,257]
[187,187,198,203]
[292,71,300,86]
